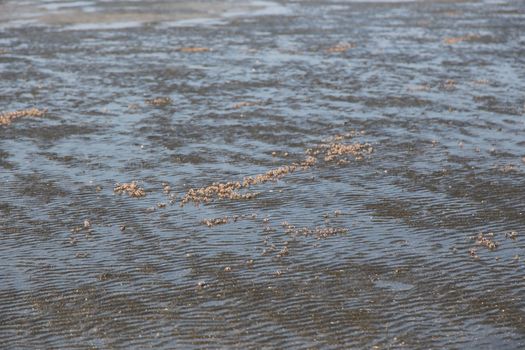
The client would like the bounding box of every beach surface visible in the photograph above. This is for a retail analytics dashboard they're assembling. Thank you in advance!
[1,0,525,348]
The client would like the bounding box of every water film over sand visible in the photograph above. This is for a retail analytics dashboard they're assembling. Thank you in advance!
[1,0,525,348]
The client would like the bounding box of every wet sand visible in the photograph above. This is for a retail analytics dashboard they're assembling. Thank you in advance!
[1,0,525,348]
[0,0,274,28]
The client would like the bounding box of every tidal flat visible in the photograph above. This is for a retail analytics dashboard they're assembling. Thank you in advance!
[1,0,524,348]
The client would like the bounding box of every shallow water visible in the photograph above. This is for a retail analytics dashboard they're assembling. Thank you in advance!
[1,0,525,348]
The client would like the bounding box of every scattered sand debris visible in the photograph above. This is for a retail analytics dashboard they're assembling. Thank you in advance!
[179,47,210,53]
[262,244,277,256]
[301,156,317,167]
[283,223,348,239]
[181,181,259,206]
[75,252,90,259]
[246,259,254,266]
[316,227,348,238]
[181,133,372,206]
[71,219,92,233]
[271,151,289,157]
[468,248,479,259]
[472,79,489,85]
[443,34,481,45]
[202,216,229,227]
[243,165,299,187]
[276,246,289,258]
[407,84,431,92]
[233,101,261,109]
[114,181,146,198]
[162,182,172,194]
[326,42,355,53]
[197,281,207,289]
[325,142,372,161]
[0,108,47,126]
[472,232,498,250]
[145,97,172,107]
[182,164,302,205]
[67,237,78,245]
[200,214,255,227]
[98,272,112,281]
[271,151,290,158]
[505,231,518,240]
[281,221,294,229]
[442,79,457,91]
[307,141,373,162]
[157,202,166,208]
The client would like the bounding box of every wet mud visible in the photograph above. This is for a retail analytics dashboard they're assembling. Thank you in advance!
[1,0,525,348]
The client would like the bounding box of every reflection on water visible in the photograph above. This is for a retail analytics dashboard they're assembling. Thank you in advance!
[1,0,525,348]
[0,0,286,29]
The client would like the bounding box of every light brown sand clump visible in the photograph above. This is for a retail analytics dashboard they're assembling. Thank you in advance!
[242,164,299,187]
[472,232,498,250]
[282,221,348,239]
[505,231,518,240]
[326,42,355,53]
[0,108,47,126]
[179,47,210,53]
[162,182,172,194]
[181,133,372,206]
[307,141,373,163]
[145,97,172,107]
[202,216,229,227]
[324,142,373,161]
[181,181,259,206]
[181,164,305,205]
[299,155,316,167]
[443,34,481,45]
[114,182,146,198]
